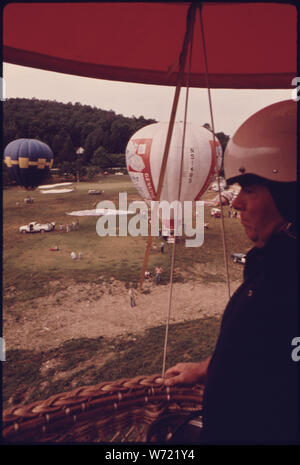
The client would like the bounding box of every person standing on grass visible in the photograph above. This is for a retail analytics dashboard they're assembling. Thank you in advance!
[155,266,163,285]
[129,287,136,307]
[164,100,298,445]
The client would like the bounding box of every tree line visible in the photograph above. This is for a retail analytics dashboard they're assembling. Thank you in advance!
[3,98,229,181]
[3,98,156,178]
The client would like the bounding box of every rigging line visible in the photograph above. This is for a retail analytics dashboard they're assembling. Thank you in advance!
[138,3,197,293]
[161,26,194,378]
[198,3,231,299]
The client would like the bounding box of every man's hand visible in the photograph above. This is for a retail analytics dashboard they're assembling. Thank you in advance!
[164,358,211,386]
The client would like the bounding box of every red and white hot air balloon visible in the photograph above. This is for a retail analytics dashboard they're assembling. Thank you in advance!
[126,121,222,233]
[126,122,222,203]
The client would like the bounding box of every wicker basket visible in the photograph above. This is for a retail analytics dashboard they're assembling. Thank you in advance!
[2,374,204,443]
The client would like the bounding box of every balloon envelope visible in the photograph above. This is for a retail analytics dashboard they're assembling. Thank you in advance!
[3,3,296,89]
[4,138,54,189]
[126,122,222,204]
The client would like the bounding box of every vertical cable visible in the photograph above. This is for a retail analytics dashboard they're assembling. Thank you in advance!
[198,3,231,299]
[138,3,197,293]
[161,19,194,378]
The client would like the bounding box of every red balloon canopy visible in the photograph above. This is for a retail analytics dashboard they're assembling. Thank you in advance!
[3,2,297,89]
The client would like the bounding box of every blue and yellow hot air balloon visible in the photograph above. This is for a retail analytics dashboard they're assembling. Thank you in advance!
[4,138,54,190]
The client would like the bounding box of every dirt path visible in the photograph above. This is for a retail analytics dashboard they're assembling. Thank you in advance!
[4,276,241,352]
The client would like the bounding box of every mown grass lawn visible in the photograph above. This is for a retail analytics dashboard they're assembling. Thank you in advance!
[3,175,250,298]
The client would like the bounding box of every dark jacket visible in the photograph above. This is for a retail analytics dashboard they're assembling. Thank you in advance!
[201,228,298,444]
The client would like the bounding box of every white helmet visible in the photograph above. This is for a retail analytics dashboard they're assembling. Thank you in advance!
[224,100,297,184]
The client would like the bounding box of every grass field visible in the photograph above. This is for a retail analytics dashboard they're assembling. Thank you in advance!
[3,175,249,297]
[3,317,220,406]
[2,175,252,408]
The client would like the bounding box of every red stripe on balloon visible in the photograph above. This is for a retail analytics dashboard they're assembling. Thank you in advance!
[194,139,219,201]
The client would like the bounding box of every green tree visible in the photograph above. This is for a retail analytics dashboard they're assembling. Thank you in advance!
[3,97,157,168]
[83,128,104,164]
[51,130,75,163]
[2,121,18,147]
[109,119,132,153]
[91,146,112,169]
[216,131,230,177]
[60,133,75,162]
[86,165,101,178]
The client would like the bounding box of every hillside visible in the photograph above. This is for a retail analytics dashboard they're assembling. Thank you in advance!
[3,97,157,174]
[3,98,229,182]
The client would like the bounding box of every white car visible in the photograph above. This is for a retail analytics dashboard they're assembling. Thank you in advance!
[19,222,55,234]
[210,208,221,218]
[88,189,103,195]
[231,253,246,264]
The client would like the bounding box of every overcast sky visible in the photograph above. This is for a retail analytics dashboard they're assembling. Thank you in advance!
[3,63,293,136]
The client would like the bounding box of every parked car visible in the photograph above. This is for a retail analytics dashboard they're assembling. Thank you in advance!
[19,221,55,234]
[88,189,103,195]
[231,253,246,264]
[24,197,34,204]
[210,208,221,218]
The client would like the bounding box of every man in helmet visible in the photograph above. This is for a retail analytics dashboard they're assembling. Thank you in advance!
[164,100,298,444]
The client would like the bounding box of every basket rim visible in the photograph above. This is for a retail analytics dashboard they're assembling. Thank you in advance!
[3,374,204,442]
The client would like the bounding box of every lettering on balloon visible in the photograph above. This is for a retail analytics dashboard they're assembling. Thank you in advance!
[144,172,156,199]
[188,147,195,184]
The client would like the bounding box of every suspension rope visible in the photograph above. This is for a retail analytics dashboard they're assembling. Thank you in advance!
[139,2,231,381]
[138,3,197,293]
[161,23,195,377]
[198,3,231,299]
